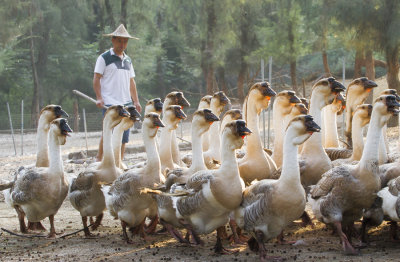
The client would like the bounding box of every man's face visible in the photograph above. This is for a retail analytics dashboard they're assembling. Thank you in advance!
[112,37,129,55]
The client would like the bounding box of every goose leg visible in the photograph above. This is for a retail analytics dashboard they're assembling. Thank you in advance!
[91,213,103,230]
[254,230,282,261]
[390,221,399,241]
[178,219,203,245]
[214,226,238,254]
[145,215,159,234]
[300,211,314,228]
[82,216,93,237]
[228,219,248,245]
[47,215,56,238]
[15,206,28,233]
[334,221,357,255]
[27,221,46,231]
[121,221,133,244]
[160,219,189,244]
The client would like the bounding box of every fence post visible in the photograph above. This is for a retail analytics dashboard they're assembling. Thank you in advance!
[7,102,17,155]
[82,108,89,156]
[261,59,266,148]
[267,56,272,149]
[21,100,24,155]
[342,57,346,140]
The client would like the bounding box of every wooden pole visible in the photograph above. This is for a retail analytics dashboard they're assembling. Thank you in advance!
[342,57,346,140]
[261,59,266,148]
[267,57,272,149]
[82,108,89,156]
[7,102,17,155]
[21,100,24,155]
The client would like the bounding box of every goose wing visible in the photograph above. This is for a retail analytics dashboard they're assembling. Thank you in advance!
[69,172,97,208]
[107,172,141,211]
[11,168,43,204]
[241,180,276,229]
[309,166,352,199]
[388,177,400,196]
[175,171,213,217]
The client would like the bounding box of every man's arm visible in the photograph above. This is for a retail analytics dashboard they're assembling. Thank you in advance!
[130,77,142,112]
[93,73,104,108]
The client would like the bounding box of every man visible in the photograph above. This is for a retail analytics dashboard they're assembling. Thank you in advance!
[93,24,142,162]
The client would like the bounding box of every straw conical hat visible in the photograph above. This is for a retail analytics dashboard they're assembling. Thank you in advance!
[103,24,139,40]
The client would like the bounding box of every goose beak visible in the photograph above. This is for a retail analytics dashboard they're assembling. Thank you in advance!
[386,95,400,116]
[289,95,301,104]
[304,115,321,133]
[56,107,69,118]
[154,100,163,112]
[363,79,378,89]
[176,109,187,120]
[205,112,220,123]
[236,120,252,138]
[154,118,165,128]
[60,119,73,136]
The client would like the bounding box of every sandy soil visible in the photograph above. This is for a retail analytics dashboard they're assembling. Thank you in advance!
[1,127,400,262]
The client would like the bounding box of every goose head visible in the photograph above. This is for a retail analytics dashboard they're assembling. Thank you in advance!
[275,90,301,107]
[312,77,345,109]
[347,77,378,98]
[353,104,373,127]
[105,105,130,128]
[223,120,252,150]
[143,113,165,138]
[380,89,400,101]
[126,106,141,122]
[165,91,190,108]
[329,92,346,115]
[164,105,187,130]
[300,98,309,110]
[50,118,73,145]
[145,98,163,114]
[248,82,277,112]
[211,91,231,111]
[223,109,243,121]
[40,105,69,127]
[198,95,213,109]
[192,108,220,133]
[287,115,321,145]
[373,95,400,126]
[290,103,308,116]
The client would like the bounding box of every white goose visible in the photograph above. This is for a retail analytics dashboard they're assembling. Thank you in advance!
[162,92,190,167]
[239,82,277,184]
[112,106,141,170]
[308,95,400,254]
[377,176,400,240]
[144,98,163,115]
[159,106,188,173]
[68,105,129,236]
[198,95,213,152]
[171,120,251,252]
[203,91,231,167]
[102,113,165,243]
[235,115,320,261]
[322,93,346,148]
[4,118,72,237]
[271,90,301,168]
[344,77,378,147]
[332,104,372,166]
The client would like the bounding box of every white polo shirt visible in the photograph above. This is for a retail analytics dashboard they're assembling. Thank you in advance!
[94,48,135,105]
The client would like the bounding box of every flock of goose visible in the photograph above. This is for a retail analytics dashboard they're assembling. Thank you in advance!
[1,76,400,261]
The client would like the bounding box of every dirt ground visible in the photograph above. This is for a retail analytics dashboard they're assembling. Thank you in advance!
[1,126,400,262]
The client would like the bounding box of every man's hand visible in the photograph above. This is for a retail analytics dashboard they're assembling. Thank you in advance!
[96,98,105,108]
[134,101,142,113]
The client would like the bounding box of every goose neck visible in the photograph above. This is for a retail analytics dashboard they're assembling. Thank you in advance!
[112,123,125,167]
[278,129,300,185]
[351,117,365,161]
[191,124,206,170]
[101,117,116,168]
[36,116,50,167]
[301,93,324,154]
[48,131,63,174]
[143,125,161,180]
[159,124,175,170]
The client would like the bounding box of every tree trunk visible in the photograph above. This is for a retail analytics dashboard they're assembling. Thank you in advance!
[121,0,127,27]
[290,60,297,93]
[386,45,400,127]
[73,100,79,132]
[104,0,115,29]
[237,64,246,103]
[354,48,364,78]
[365,49,375,81]
[216,67,228,96]
[205,0,216,95]
[29,4,40,128]
[322,50,331,76]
